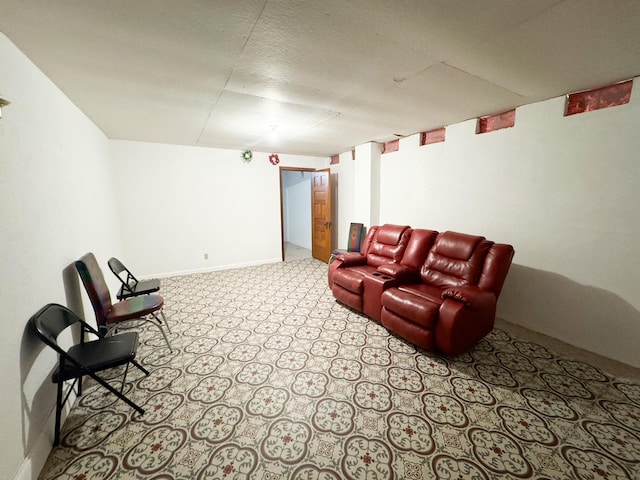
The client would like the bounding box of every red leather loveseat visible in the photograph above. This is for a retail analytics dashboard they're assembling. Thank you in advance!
[328,225,514,356]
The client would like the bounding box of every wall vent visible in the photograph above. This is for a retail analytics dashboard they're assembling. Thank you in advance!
[382,139,400,153]
[565,80,633,116]
[420,127,446,145]
[477,109,516,134]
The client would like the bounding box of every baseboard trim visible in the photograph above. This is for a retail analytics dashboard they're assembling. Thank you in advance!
[142,257,283,279]
[14,392,75,480]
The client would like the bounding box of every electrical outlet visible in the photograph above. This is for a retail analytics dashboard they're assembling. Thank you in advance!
[204,253,209,260]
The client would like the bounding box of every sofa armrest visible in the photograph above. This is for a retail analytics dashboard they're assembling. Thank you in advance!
[377,264,420,282]
[336,252,367,267]
[441,285,496,309]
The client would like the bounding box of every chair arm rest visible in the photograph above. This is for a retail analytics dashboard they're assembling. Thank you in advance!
[441,285,496,309]
[377,264,420,282]
[336,252,367,267]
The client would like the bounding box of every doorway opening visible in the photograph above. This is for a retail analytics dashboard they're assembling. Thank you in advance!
[280,168,314,261]
[279,167,333,263]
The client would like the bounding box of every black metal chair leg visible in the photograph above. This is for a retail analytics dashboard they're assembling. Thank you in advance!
[54,381,63,446]
[87,370,145,415]
[132,359,150,376]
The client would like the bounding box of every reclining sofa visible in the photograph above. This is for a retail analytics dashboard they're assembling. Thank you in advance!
[328,224,514,356]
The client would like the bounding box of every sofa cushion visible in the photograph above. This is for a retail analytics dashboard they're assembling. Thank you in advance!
[366,224,411,267]
[333,285,364,312]
[381,287,441,329]
[398,283,443,303]
[434,231,483,260]
[332,265,376,294]
[376,224,410,245]
[381,309,435,351]
[421,231,492,289]
[400,229,438,269]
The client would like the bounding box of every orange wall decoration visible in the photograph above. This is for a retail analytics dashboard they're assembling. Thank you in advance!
[477,109,516,134]
[420,127,446,145]
[382,139,399,153]
[565,80,633,116]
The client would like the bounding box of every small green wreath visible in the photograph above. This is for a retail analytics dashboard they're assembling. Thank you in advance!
[241,150,253,162]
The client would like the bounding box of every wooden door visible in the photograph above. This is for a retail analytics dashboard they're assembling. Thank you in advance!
[311,169,332,263]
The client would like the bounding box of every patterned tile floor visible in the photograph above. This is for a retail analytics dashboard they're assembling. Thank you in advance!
[39,258,640,479]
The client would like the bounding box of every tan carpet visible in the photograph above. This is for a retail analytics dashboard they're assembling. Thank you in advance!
[38,258,640,479]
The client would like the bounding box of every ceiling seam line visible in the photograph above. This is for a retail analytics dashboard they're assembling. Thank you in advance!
[196,0,270,145]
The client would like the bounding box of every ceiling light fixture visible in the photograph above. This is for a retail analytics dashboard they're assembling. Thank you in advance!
[269,125,279,142]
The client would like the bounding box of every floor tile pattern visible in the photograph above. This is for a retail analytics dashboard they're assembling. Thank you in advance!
[39,259,640,479]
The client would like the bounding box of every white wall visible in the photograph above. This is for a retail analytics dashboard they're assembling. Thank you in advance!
[282,170,312,249]
[111,141,327,276]
[0,34,123,480]
[348,83,640,368]
[331,150,357,250]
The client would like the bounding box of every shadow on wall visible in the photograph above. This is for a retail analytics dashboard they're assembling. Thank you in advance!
[19,318,55,461]
[19,263,85,466]
[499,264,640,368]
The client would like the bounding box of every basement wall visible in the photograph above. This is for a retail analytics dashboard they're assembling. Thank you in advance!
[337,84,640,368]
[110,140,326,276]
[0,33,123,480]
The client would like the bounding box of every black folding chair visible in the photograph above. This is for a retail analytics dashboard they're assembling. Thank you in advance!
[108,257,160,301]
[29,303,149,446]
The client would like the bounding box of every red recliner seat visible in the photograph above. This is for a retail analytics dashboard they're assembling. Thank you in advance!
[361,228,438,322]
[380,231,514,356]
[328,225,379,288]
[330,224,411,313]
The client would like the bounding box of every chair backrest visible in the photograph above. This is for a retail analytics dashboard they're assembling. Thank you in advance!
[399,229,439,270]
[420,231,493,289]
[366,224,412,267]
[477,243,515,298]
[108,257,138,292]
[357,225,379,257]
[29,303,81,354]
[75,252,113,326]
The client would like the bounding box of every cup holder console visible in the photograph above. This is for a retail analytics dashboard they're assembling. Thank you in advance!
[370,272,391,280]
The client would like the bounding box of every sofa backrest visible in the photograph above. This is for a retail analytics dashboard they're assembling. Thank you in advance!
[400,229,438,269]
[358,225,379,257]
[366,224,412,267]
[420,231,492,289]
[477,243,515,297]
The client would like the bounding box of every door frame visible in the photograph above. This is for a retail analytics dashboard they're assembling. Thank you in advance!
[279,166,316,261]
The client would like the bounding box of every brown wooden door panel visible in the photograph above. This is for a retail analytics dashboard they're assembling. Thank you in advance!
[311,169,332,263]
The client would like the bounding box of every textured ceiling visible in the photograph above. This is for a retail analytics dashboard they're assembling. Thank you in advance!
[2,0,640,157]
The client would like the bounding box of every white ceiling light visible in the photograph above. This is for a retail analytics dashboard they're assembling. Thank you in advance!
[269,125,279,143]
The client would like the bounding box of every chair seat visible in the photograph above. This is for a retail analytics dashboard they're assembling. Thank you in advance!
[397,283,443,303]
[332,265,376,293]
[381,286,441,329]
[53,332,139,382]
[117,278,161,300]
[108,295,165,322]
